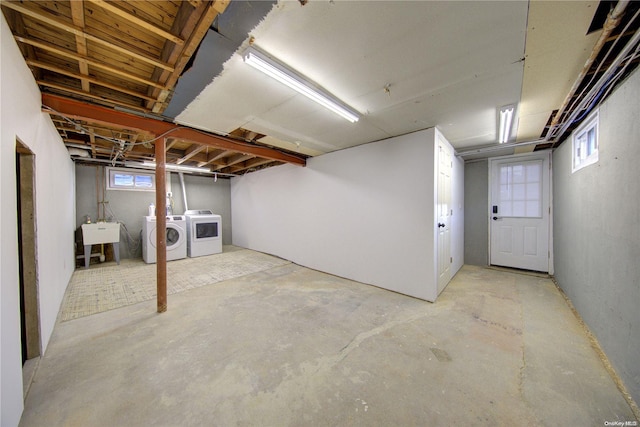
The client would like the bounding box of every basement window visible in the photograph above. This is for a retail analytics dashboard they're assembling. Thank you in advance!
[106,167,155,191]
[572,111,599,173]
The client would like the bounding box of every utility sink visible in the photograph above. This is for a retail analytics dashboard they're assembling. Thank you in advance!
[81,222,120,244]
[81,223,120,268]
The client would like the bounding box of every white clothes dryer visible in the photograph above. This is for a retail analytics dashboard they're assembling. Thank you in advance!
[142,215,187,264]
[184,210,222,257]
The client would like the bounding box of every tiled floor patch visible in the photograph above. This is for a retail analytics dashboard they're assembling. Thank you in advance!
[61,247,290,321]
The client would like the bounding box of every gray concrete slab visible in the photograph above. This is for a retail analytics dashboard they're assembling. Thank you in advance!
[20,263,637,426]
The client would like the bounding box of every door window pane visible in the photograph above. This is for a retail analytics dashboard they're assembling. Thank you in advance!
[498,160,543,218]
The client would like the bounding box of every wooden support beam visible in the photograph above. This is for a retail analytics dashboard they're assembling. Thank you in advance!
[166,138,180,151]
[3,7,40,80]
[227,157,275,174]
[29,60,156,102]
[17,36,166,89]
[176,144,205,165]
[156,139,167,313]
[87,0,185,46]
[147,0,229,112]
[89,131,96,158]
[69,0,90,92]
[42,94,307,167]
[37,80,151,113]
[212,153,254,171]
[197,149,234,167]
[1,1,174,71]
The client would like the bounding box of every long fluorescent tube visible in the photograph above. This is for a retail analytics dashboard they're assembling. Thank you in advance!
[141,161,213,174]
[243,47,360,123]
[499,105,515,143]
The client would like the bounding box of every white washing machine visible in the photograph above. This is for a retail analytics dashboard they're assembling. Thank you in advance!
[142,215,187,264]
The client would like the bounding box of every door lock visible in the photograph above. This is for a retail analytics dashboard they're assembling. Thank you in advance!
[492,216,500,221]
[438,223,446,228]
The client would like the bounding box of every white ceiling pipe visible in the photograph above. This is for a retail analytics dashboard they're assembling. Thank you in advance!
[179,172,189,213]
[548,0,631,135]
[67,147,90,157]
[551,26,640,142]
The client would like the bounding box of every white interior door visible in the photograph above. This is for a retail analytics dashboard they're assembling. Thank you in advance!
[437,138,452,293]
[490,152,550,272]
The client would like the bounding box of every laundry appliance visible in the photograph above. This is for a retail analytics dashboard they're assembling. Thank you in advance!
[184,209,222,257]
[142,215,187,263]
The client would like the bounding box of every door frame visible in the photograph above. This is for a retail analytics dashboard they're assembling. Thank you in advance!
[488,151,554,274]
[16,140,42,363]
[436,134,453,294]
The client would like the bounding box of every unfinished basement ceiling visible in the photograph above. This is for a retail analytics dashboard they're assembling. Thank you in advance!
[175,0,631,159]
[3,1,639,169]
[177,1,530,155]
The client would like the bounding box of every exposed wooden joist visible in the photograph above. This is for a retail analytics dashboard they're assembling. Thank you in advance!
[1,1,174,71]
[213,153,254,171]
[166,138,180,151]
[28,59,156,101]
[87,0,185,46]
[197,149,234,167]
[37,80,151,113]
[16,36,165,89]
[2,7,40,80]
[147,0,229,112]
[70,0,90,92]
[42,94,307,167]
[176,144,205,165]
[227,157,275,174]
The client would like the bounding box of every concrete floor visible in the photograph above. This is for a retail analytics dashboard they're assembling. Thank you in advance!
[20,263,637,426]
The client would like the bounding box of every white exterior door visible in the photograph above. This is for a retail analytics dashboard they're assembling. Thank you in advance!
[437,137,452,293]
[490,152,551,272]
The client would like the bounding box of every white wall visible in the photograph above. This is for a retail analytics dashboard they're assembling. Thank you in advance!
[231,128,463,301]
[1,15,76,427]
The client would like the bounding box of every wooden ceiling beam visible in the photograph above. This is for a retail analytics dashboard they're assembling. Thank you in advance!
[16,36,165,89]
[69,0,90,92]
[213,153,254,171]
[176,144,206,165]
[1,8,41,80]
[87,0,185,46]
[42,94,306,167]
[147,0,229,112]
[29,59,156,102]
[37,80,150,113]
[89,131,97,158]
[166,138,180,151]
[231,157,275,173]
[197,149,233,167]
[1,1,174,72]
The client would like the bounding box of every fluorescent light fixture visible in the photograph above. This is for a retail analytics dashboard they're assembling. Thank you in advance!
[243,46,360,123]
[499,105,515,144]
[141,161,213,174]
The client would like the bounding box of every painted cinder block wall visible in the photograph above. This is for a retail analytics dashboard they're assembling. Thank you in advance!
[553,68,640,406]
[75,165,232,259]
